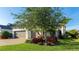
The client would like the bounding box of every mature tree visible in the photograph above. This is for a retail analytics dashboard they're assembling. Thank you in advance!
[13,7,71,38]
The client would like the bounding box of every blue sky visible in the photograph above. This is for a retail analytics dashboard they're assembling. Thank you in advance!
[0,7,24,25]
[62,7,79,30]
[0,7,79,30]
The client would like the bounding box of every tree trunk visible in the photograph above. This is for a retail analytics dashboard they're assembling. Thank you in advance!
[43,31,47,45]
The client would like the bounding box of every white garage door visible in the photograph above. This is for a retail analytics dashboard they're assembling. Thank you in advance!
[14,31,26,39]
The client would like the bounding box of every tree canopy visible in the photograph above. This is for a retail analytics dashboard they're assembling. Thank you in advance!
[13,7,71,35]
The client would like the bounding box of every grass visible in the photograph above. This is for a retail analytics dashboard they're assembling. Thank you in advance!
[0,39,79,51]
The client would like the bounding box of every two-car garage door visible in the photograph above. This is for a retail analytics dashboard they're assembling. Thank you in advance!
[14,31,26,39]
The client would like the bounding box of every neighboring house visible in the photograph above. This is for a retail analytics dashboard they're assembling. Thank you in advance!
[0,24,32,39]
[0,24,66,39]
[0,25,12,33]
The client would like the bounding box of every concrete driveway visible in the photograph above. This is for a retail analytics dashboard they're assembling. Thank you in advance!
[0,39,27,46]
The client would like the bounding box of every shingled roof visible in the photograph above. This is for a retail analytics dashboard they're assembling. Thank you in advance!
[0,25,12,29]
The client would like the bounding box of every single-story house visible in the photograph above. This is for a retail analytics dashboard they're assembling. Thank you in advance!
[0,24,66,39]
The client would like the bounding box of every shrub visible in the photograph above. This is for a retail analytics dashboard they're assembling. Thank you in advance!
[65,29,79,39]
[32,35,59,45]
[65,32,72,39]
[47,36,58,45]
[32,38,38,44]
[1,31,12,39]
[32,37,45,45]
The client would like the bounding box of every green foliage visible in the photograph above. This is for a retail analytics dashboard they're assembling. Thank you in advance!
[69,30,78,34]
[13,7,71,36]
[14,8,54,31]
[59,17,71,26]
[1,31,12,38]
[66,29,79,39]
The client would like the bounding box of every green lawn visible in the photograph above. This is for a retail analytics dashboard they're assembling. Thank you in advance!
[0,39,79,51]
